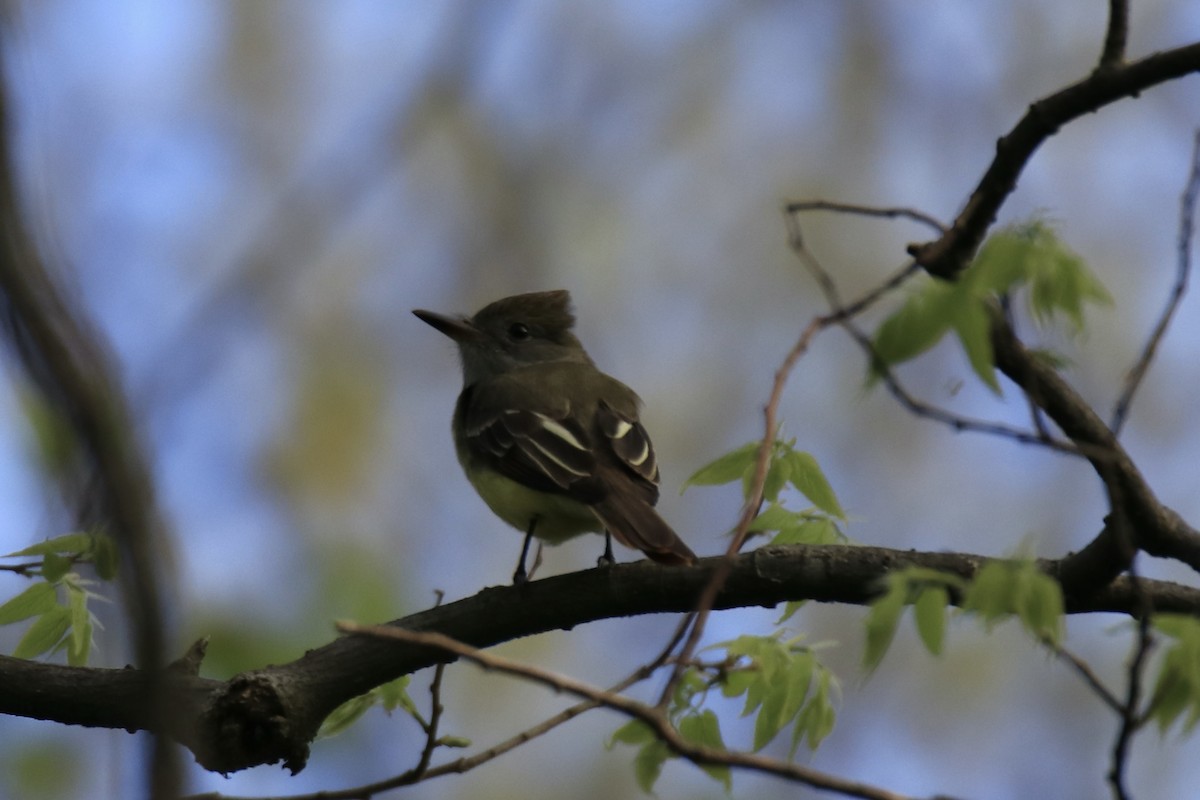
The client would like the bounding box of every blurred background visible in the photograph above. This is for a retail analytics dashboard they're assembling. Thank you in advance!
[1,2,1199,798]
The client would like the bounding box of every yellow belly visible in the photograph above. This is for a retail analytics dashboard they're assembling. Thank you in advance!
[465,467,601,544]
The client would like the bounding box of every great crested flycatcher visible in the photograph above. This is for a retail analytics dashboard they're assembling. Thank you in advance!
[414,290,696,583]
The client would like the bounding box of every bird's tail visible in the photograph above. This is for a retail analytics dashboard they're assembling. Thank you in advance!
[592,494,696,566]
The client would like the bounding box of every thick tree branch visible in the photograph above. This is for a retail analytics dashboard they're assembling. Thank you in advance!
[1098,0,1129,70]
[909,41,1200,280]
[1,544,1196,777]
[989,313,1200,582]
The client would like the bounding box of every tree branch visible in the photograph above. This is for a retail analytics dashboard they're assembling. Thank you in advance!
[1098,0,1129,70]
[909,42,1200,280]
[989,312,1200,582]
[1,544,1196,777]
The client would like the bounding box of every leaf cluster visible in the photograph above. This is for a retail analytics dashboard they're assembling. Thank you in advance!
[684,437,846,541]
[609,633,839,794]
[1147,614,1200,735]
[863,560,1065,672]
[872,219,1112,392]
[0,533,117,666]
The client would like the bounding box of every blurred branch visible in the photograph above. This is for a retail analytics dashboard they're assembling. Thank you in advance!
[783,200,946,235]
[1098,0,1128,70]
[1110,130,1200,436]
[787,208,1089,455]
[909,41,1200,280]
[0,53,178,797]
[2,544,1198,777]
[1108,561,1154,800]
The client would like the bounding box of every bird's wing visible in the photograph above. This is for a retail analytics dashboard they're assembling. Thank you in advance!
[595,399,660,502]
[459,366,659,505]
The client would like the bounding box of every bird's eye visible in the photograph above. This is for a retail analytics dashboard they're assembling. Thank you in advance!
[508,322,531,341]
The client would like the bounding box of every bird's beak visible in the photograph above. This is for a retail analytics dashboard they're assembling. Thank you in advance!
[412,308,483,343]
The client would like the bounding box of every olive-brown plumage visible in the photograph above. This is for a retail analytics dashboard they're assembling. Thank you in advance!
[414,290,696,582]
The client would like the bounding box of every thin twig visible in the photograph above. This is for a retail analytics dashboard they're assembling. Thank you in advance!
[412,662,446,777]
[1110,130,1200,436]
[784,200,947,235]
[1043,636,1123,714]
[843,321,1095,457]
[789,214,1095,459]
[0,560,42,576]
[658,206,931,708]
[1108,555,1155,800]
[658,313,825,710]
[1098,0,1129,70]
[339,623,921,800]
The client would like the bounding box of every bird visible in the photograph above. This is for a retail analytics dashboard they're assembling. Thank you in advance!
[413,289,696,583]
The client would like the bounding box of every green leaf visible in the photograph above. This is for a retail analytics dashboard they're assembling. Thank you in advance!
[967,228,1035,294]
[747,504,799,533]
[913,586,948,655]
[772,518,841,546]
[4,532,93,558]
[1028,239,1112,331]
[670,667,707,712]
[318,693,377,739]
[718,668,757,699]
[775,600,806,624]
[436,735,471,748]
[863,580,906,672]
[950,301,1000,393]
[678,711,731,791]
[783,653,815,757]
[65,580,92,666]
[41,553,71,583]
[783,451,845,518]
[1154,613,1200,640]
[1147,615,1200,734]
[14,606,71,659]
[870,278,957,371]
[974,220,1111,333]
[753,672,788,751]
[682,442,760,491]
[1016,571,1064,644]
[609,719,656,748]
[799,670,836,750]
[377,676,416,716]
[962,561,1016,625]
[633,739,670,794]
[0,582,58,625]
[962,559,1064,646]
[754,455,791,503]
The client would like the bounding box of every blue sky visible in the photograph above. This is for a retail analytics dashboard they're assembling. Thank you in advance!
[1,3,1199,798]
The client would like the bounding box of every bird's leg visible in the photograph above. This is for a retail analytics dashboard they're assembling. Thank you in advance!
[513,519,537,585]
[530,542,544,580]
[597,531,615,567]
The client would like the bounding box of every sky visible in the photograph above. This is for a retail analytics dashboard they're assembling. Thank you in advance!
[1,2,1200,799]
